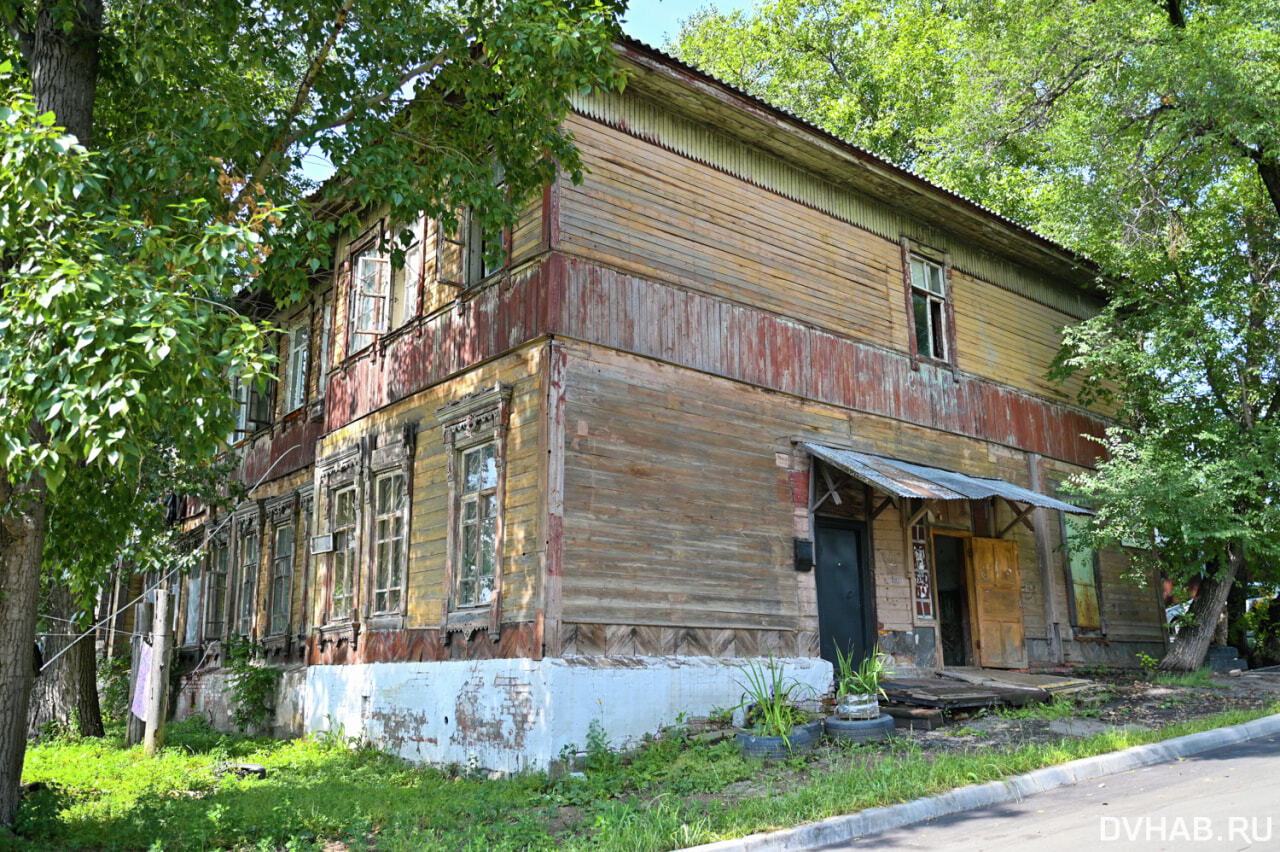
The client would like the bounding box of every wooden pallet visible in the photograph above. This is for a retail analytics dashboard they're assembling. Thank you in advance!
[880,677,1049,709]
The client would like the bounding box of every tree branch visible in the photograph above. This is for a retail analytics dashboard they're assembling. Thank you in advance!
[241,0,357,202]
[1162,0,1186,29]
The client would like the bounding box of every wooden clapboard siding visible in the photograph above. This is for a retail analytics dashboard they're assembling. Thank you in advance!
[557,340,1083,637]
[315,347,545,629]
[560,115,904,352]
[952,271,1085,402]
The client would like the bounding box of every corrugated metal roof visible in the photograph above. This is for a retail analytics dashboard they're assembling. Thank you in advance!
[802,443,1090,515]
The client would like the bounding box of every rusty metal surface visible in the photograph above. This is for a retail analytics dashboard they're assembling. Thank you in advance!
[803,444,1090,514]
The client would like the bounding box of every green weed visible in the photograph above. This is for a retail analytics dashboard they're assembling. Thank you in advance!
[1151,667,1225,689]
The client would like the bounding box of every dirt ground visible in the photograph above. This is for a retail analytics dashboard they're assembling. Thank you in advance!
[898,669,1280,754]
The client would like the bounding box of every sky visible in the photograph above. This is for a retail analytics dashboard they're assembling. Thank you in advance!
[620,0,755,49]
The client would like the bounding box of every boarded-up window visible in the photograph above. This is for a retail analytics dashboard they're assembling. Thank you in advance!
[1063,514,1102,631]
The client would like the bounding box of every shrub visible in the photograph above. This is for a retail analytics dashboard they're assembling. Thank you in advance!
[224,636,282,733]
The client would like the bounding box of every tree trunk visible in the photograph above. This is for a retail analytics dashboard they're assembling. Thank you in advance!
[30,0,102,145]
[26,583,103,740]
[1160,546,1243,672]
[0,473,48,828]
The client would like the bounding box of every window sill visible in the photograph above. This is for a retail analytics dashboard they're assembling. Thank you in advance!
[365,612,405,632]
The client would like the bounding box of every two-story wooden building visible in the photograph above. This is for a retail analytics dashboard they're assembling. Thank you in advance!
[168,38,1167,771]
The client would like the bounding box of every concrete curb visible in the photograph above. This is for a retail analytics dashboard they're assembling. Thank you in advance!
[679,712,1280,852]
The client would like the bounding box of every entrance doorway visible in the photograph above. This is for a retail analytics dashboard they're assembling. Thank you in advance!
[813,518,872,666]
[934,533,971,667]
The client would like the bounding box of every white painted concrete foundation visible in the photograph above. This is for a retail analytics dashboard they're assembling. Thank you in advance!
[304,655,832,773]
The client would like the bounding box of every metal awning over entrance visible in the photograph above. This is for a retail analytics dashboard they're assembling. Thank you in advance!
[802,443,1090,515]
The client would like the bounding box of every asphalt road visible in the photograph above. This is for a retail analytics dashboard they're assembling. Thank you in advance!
[818,734,1280,851]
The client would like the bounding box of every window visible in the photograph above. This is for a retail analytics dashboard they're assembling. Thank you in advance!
[372,473,407,613]
[236,525,259,635]
[205,539,228,640]
[464,211,503,287]
[1063,514,1103,631]
[330,486,357,619]
[908,254,948,362]
[317,295,332,399]
[283,322,309,412]
[455,445,498,608]
[346,219,423,355]
[437,383,509,639]
[230,371,274,442]
[184,560,202,647]
[349,245,389,353]
[269,523,294,635]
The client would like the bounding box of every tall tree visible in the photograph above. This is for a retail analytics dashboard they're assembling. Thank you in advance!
[673,0,1280,670]
[0,0,623,827]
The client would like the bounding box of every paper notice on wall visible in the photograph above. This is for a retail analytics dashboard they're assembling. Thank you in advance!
[131,641,151,721]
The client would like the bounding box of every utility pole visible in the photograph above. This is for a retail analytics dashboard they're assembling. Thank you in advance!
[143,589,170,755]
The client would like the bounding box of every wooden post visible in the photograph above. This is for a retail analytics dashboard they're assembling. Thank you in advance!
[125,598,151,746]
[143,590,170,755]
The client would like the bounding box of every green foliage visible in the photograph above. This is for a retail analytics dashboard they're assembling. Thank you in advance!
[12,706,1276,850]
[1151,668,1224,689]
[1135,652,1161,675]
[95,656,131,723]
[834,644,892,699]
[734,654,813,741]
[995,696,1102,721]
[224,637,283,733]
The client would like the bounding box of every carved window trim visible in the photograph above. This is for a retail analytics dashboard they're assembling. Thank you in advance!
[436,384,511,642]
[317,442,364,627]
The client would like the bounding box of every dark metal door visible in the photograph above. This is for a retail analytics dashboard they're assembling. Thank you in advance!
[814,519,872,666]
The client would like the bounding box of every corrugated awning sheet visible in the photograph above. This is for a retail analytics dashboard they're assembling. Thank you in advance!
[802,443,1090,515]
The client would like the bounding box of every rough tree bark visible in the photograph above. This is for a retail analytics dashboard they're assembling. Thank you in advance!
[1160,545,1244,672]
[0,0,104,828]
[26,583,104,740]
[0,475,48,827]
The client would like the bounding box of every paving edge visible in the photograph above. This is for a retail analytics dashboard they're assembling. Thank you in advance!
[679,711,1280,852]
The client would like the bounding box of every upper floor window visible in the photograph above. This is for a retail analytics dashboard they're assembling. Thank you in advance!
[283,322,309,413]
[909,254,948,362]
[231,371,274,443]
[347,218,423,355]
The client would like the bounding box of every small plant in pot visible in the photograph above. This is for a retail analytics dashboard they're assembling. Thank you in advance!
[827,645,896,743]
[733,654,822,759]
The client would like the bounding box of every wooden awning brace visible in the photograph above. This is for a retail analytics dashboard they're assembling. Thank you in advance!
[802,442,1090,536]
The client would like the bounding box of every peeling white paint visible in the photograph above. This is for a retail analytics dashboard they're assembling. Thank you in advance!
[304,656,832,773]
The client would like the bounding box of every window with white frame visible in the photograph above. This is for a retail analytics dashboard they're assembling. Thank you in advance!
[283,322,309,412]
[455,443,498,608]
[349,244,389,354]
[347,219,423,356]
[372,472,407,613]
[236,525,259,635]
[269,522,294,636]
[908,254,949,362]
[205,539,228,640]
[330,486,358,619]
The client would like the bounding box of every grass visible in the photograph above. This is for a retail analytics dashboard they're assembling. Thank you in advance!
[9,705,1278,852]
[1150,667,1226,689]
[995,695,1104,721]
